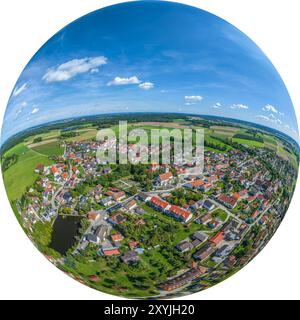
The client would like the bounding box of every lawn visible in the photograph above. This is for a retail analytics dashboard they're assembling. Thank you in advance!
[212,209,228,222]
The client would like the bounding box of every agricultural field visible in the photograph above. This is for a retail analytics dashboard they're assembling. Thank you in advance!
[25,130,61,145]
[65,129,98,142]
[210,126,241,138]
[232,138,264,148]
[31,141,64,157]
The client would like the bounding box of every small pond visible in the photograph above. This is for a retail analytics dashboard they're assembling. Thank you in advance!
[50,215,82,255]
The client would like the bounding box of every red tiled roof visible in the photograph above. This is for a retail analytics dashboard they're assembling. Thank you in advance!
[35,164,44,171]
[189,179,205,187]
[89,275,99,282]
[135,219,146,226]
[150,196,169,210]
[239,189,248,196]
[169,205,191,220]
[233,192,241,200]
[103,249,120,256]
[61,172,68,179]
[113,191,125,200]
[251,210,260,219]
[247,195,257,203]
[210,231,224,245]
[219,194,237,207]
[111,234,123,241]
[129,240,139,249]
[51,166,58,174]
[159,172,173,181]
[87,212,99,221]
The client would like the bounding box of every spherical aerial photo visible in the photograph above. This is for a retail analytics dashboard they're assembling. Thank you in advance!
[1,0,299,299]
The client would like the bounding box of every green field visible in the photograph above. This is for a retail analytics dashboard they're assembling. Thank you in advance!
[65,129,98,142]
[263,134,278,145]
[2,143,53,201]
[3,143,28,158]
[232,138,264,148]
[25,130,61,145]
[31,141,64,156]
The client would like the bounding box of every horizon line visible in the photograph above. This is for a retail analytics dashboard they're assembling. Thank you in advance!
[1,111,299,149]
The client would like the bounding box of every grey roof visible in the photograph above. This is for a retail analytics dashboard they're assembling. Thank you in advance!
[86,233,98,243]
[192,231,208,242]
[203,200,214,209]
[176,241,193,252]
[121,250,139,264]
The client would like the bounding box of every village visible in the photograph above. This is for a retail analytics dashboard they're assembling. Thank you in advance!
[17,135,297,297]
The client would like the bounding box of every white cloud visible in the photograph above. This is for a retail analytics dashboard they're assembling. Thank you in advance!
[184,95,203,105]
[90,68,99,74]
[13,83,28,97]
[31,106,39,114]
[262,104,284,116]
[43,56,107,83]
[257,115,270,121]
[256,114,282,125]
[263,104,277,113]
[139,82,154,90]
[15,101,27,117]
[212,102,222,109]
[107,76,141,86]
[230,104,249,110]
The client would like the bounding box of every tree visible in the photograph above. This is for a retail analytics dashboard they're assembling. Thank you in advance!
[129,185,138,195]
[62,207,72,215]
[32,221,53,247]
[33,137,43,143]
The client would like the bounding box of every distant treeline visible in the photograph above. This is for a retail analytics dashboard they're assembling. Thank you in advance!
[233,133,264,143]
[1,153,18,172]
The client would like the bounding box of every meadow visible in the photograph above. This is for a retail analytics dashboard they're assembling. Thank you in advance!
[2,143,53,201]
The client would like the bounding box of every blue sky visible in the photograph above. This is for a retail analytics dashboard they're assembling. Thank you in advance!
[1,0,298,143]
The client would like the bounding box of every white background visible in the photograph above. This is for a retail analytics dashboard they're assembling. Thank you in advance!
[0,0,299,300]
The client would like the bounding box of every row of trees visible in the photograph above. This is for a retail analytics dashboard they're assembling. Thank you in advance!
[233,133,264,143]
[1,153,18,172]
